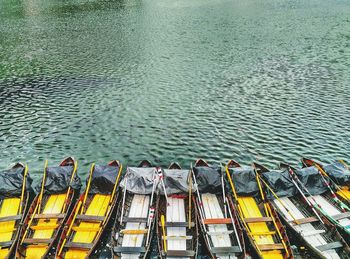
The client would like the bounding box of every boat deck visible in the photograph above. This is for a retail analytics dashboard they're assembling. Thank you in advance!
[65,194,110,259]
[167,197,187,258]
[0,197,20,258]
[202,193,235,259]
[238,196,283,259]
[309,195,350,229]
[121,194,150,259]
[26,194,66,259]
[274,197,340,259]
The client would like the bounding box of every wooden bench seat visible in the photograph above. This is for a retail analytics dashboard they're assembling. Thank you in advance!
[244,217,273,223]
[203,218,232,225]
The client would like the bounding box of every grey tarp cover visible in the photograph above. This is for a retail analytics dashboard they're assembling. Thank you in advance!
[119,167,156,195]
[193,166,222,194]
[323,161,350,186]
[39,166,81,194]
[161,169,196,195]
[296,167,328,196]
[0,167,33,198]
[261,169,297,200]
[89,165,120,194]
[228,166,259,196]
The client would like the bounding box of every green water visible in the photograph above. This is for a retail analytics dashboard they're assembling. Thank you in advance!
[1,0,350,179]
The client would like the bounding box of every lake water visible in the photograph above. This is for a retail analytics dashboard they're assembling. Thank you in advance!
[1,0,350,179]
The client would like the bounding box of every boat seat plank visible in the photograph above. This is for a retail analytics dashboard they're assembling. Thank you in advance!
[244,217,273,223]
[0,198,21,243]
[258,243,285,251]
[122,217,148,223]
[291,216,318,225]
[114,246,146,254]
[65,242,94,249]
[75,214,105,222]
[203,218,232,224]
[162,222,195,227]
[333,212,350,221]
[316,241,343,252]
[0,241,13,248]
[211,246,242,254]
[22,238,54,244]
[165,250,195,256]
[162,235,192,240]
[303,230,326,237]
[0,214,22,222]
[207,230,233,236]
[120,229,147,235]
[33,213,65,219]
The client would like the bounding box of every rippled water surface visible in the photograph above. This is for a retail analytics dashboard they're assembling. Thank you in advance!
[1,0,350,178]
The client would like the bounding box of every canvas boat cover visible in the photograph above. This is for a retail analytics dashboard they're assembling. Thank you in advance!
[119,167,157,194]
[40,165,81,194]
[0,167,33,198]
[261,169,297,200]
[193,165,223,194]
[323,161,350,186]
[161,169,196,195]
[228,166,259,196]
[89,165,120,194]
[296,167,329,196]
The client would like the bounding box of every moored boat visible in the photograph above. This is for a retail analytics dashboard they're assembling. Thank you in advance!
[0,163,32,259]
[55,160,123,259]
[156,162,199,258]
[302,158,350,207]
[16,157,81,259]
[293,160,350,244]
[193,159,245,258]
[225,160,293,259]
[256,163,350,259]
[111,160,158,258]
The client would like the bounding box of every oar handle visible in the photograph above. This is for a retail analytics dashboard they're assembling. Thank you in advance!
[161,215,167,252]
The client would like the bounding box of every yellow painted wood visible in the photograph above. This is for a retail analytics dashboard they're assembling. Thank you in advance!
[25,194,66,259]
[65,194,110,259]
[0,198,20,257]
[337,188,350,201]
[238,197,283,259]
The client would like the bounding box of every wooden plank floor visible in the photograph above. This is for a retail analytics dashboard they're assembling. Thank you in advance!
[202,193,235,259]
[309,195,350,228]
[121,194,150,259]
[0,198,20,258]
[167,197,187,258]
[273,197,340,259]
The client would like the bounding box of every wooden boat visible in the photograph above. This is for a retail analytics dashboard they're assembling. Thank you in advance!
[296,159,350,244]
[0,163,31,259]
[56,160,123,259]
[156,162,199,258]
[16,157,79,259]
[257,163,350,259]
[193,159,245,258]
[225,160,293,259]
[111,160,158,258]
[302,158,350,207]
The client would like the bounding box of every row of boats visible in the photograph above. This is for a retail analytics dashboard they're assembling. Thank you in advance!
[0,157,349,259]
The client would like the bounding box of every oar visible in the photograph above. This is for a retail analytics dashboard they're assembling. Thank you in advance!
[221,171,227,218]
[314,164,350,212]
[120,172,129,225]
[37,160,48,213]
[287,167,324,224]
[103,163,123,226]
[226,197,242,252]
[257,174,299,224]
[145,168,158,246]
[81,163,95,214]
[58,200,83,256]
[62,160,78,213]
[161,215,167,253]
[188,166,192,229]
[19,164,29,215]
